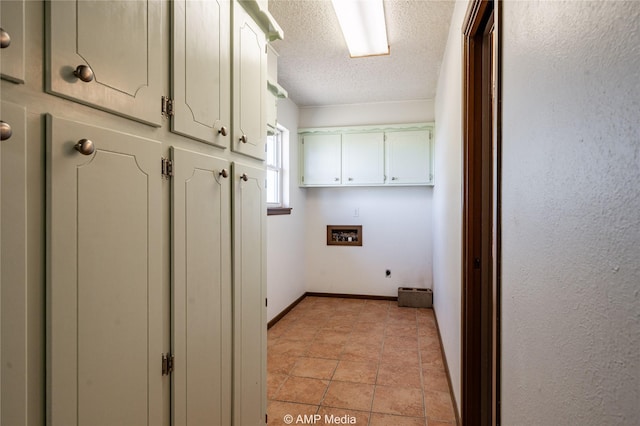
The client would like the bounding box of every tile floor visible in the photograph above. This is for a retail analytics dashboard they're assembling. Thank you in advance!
[267,296,457,426]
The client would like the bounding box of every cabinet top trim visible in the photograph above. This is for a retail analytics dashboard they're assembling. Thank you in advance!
[298,122,434,135]
[238,0,284,41]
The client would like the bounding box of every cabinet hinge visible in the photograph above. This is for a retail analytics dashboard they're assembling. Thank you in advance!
[161,157,174,179]
[161,96,174,118]
[265,298,268,307]
[301,176,304,183]
[162,353,174,376]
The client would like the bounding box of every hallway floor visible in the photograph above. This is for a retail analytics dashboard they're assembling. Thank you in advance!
[267,296,457,425]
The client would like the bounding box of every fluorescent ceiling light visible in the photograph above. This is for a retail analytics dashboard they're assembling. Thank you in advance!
[331,0,389,58]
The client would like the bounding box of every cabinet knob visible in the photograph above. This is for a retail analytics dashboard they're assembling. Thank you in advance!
[218,126,228,137]
[240,173,248,182]
[239,134,248,144]
[348,177,354,181]
[334,177,339,182]
[0,28,10,49]
[0,121,12,141]
[219,168,229,178]
[74,138,95,155]
[391,176,398,181]
[73,65,94,82]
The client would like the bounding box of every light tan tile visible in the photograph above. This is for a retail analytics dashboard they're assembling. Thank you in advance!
[370,413,427,426]
[322,381,375,412]
[267,400,318,426]
[341,342,383,362]
[268,373,288,399]
[274,376,329,405]
[372,385,424,417]
[306,341,344,360]
[381,347,421,368]
[420,348,444,370]
[269,339,311,357]
[290,357,338,380]
[332,360,378,384]
[376,362,422,388]
[424,389,456,422]
[422,367,450,393]
[385,335,419,350]
[268,354,297,375]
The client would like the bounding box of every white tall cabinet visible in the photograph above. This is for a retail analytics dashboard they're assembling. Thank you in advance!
[0,1,279,425]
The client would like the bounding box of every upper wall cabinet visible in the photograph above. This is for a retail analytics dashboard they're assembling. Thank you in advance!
[46,0,163,127]
[232,1,267,160]
[300,133,342,186]
[342,132,385,185]
[1,0,25,83]
[299,123,434,187]
[386,129,433,185]
[171,0,231,148]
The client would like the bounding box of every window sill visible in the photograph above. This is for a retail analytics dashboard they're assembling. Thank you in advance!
[267,207,293,216]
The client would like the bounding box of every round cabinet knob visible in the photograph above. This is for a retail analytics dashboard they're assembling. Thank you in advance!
[240,173,248,182]
[0,28,10,49]
[391,176,398,181]
[74,138,95,155]
[0,121,12,141]
[334,177,339,182]
[239,134,248,144]
[348,177,354,181]
[219,168,229,178]
[73,65,94,82]
[218,126,228,137]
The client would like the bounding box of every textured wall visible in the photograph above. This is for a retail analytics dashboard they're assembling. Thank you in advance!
[501,1,640,424]
[432,0,470,414]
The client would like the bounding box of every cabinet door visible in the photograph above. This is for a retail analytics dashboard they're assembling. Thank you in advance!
[171,147,232,426]
[342,132,385,185]
[1,101,27,426]
[46,0,162,126]
[301,133,342,186]
[385,130,433,185]
[172,0,231,148]
[46,115,163,426]
[232,2,267,160]
[232,162,266,426]
[0,0,25,83]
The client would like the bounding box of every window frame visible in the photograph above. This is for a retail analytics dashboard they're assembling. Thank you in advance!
[266,125,292,216]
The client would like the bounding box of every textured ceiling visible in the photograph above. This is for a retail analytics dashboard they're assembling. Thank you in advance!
[268,0,455,107]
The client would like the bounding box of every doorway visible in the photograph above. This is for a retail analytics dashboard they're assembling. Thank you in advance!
[461,0,501,425]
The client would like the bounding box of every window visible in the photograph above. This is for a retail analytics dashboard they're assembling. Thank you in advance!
[266,125,292,215]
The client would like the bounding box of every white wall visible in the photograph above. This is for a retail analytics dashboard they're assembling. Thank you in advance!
[501,1,640,424]
[266,97,307,322]
[299,99,434,128]
[305,187,433,296]
[300,100,435,297]
[432,0,469,413]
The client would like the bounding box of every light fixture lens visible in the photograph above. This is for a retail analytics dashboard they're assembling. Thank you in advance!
[331,0,389,58]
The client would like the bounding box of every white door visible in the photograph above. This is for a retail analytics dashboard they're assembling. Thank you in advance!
[0,0,25,83]
[301,133,342,186]
[172,0,231,147]
[46,115,163,426]
[171,147,232,426]
[46,0,162,126]
[1,101,27,426]
[385,130,433,185]
[342,132,385,185]
[232,162,266,426]
[232,2,267,160]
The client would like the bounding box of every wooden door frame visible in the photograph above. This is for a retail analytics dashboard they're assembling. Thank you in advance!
[461,0,501,425]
